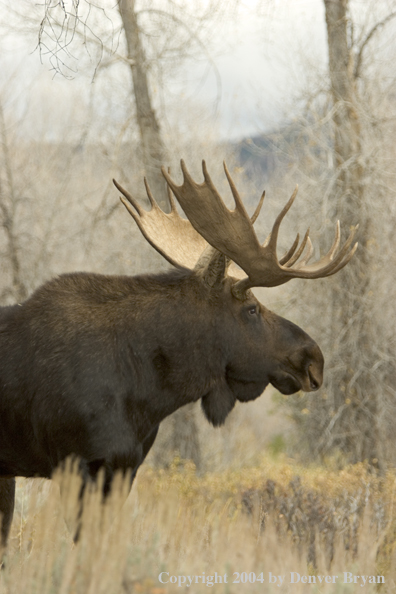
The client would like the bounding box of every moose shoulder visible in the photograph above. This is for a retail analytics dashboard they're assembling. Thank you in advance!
[0,161,357,551]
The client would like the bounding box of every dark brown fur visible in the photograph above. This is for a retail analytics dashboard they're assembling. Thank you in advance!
[0,267,323,548]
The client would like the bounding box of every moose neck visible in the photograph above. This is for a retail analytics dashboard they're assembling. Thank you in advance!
[91,269,225,429]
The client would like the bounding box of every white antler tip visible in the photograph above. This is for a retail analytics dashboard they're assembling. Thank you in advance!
[289,185,298,204]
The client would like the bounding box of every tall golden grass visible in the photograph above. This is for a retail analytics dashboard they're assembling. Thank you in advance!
[1,456,396,593]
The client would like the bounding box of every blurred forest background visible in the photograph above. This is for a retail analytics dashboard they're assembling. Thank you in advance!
[0,0,395,474]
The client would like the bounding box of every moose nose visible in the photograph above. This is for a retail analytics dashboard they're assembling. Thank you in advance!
[308,365,321,391]
[298,342,324,392]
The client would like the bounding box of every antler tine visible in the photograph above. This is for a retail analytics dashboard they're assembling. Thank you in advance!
[261,190,304,264]
[180,158,200,188]
[223,161,251,216]
[113,179,144,217]
[279,233,300,265]
[297,240,358,279]
[328,220,341,260]
[251,190,266,224]
[295,221,340,271]
[281,221,339,272]
[297,237,314,267]
[201,160,218,191]
[256,185,301,270]
[293,221,340,272]
[294,224,357,274]
[223,161,266,224]
[165,167,178,213]
[293,224,358,276]
[281,220,340,271]
[143,178,160,210]
[323,241,358,277]
[282,229,309,267]
[267,186,299,251]
[119,196,141,226]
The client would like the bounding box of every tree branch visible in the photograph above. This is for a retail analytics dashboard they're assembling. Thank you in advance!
[354,11,396,80]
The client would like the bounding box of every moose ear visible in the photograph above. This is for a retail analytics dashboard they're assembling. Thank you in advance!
[194,246,227,288]
[201,379,236,426]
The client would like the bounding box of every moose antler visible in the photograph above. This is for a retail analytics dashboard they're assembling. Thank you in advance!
[113,177,207,270]
[113,173,265,273]
[161,161,358,295]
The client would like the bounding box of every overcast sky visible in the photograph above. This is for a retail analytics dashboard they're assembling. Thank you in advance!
[0,0,377,141]
[213,0,328,137]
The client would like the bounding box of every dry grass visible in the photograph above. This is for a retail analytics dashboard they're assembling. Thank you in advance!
[1,456,396,593]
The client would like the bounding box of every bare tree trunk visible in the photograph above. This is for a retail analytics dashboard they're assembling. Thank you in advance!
[118,0,168,209]
[118,0,201,469]
[0,102,28,303]
[324,0,362,209]
[322,0,380,467]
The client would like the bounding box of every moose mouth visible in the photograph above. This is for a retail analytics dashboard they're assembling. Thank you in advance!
[270,372,302,395]
[226,365,321,400]
[270,366,321,395]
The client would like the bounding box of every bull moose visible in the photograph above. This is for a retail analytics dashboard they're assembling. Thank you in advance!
[0,161,357,550]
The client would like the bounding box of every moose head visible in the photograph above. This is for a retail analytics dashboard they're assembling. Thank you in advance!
[114,160,357,425]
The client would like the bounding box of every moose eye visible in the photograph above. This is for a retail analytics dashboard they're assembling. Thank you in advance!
[248,306,258,316]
